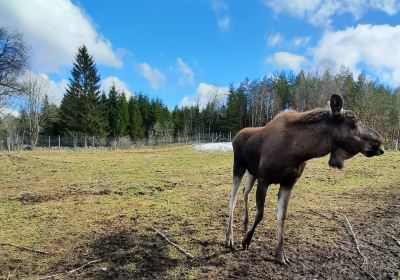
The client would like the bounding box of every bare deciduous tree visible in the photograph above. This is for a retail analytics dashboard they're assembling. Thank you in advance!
[0,27,29,107]
[22,72,57,149]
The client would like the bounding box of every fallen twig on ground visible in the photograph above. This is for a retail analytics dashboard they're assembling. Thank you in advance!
[38,259,102,279]
[349,256,377,280]
[0,242,50,255]
[334,213,368,268]
[308,210,377,279]
[308,209,332,220]
[149,226,194,259]
[249,203,256,210]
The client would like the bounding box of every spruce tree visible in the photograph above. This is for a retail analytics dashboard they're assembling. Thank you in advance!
[60,45,106,136]
[107,85,119,137]
[116,92,129,136]
[128,96,144,140]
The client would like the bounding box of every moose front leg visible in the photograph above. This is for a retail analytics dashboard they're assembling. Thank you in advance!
[275,184,293,266]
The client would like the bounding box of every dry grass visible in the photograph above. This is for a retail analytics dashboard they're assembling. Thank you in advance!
[0,147,399,279]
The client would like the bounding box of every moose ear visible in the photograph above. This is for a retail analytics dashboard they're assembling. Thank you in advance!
[330,94,344,119]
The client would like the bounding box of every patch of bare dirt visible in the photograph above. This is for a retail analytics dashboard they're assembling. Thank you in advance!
[15,193,65,205]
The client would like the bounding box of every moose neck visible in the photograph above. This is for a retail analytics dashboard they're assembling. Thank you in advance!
[291,118,333,163]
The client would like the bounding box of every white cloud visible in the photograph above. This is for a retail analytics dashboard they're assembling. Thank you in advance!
[264,0,400,26]
[176,58,194,86]
[267,32,284,46]
[212,0,228,12]
[101,76,133,96]
[46,77,68,105]
[0,107,19,117]
[179,82,229,109]
[291,36,311,47]
[266,52,307,72]
[311,24,400,86]
[211,0,231,31]
[0,0,122,72]
[137,63,166,90]
[217,16,231,30]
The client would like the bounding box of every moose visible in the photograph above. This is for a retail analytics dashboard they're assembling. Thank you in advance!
[225,94,384,266]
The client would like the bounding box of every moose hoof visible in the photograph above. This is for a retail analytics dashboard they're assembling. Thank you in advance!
[241,233,252,250]
[241,239,249,250]
[276,258,290,267]
[225,239,235,250]
[275,252,291,267]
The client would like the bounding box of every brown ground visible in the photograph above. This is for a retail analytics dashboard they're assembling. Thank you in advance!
[0,147,399,279]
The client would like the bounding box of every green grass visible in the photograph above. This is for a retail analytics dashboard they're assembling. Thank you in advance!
[0,147,399,279]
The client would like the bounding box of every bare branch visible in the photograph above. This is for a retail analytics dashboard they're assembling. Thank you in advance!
[334,213,368,267]
[0,27,29,105]
[0,242,50,255]
[38,259,102,280]
[149,226,194,259]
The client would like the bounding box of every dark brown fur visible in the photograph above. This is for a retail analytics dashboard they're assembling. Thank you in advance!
[225,94,384,266]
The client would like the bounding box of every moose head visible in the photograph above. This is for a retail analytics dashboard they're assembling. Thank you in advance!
[328,94,384,169]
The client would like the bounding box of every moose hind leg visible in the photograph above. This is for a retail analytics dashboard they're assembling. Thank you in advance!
[225,162,245,248]
[275,185,293,266]
[243,174,256,233]
[242,179,268,249]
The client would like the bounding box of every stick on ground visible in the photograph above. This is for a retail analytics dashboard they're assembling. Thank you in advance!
[149,226,194,259]
[38,259,102,279]
[350,256,377,280]
[334,213,368,268]
[0,242,50,255]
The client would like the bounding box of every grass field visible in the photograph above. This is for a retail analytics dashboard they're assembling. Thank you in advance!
[0,147,399,279]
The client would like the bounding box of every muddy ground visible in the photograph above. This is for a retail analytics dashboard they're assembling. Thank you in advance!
[0,148,399,279]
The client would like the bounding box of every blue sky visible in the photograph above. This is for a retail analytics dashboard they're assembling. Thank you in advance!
[1,0,400,110]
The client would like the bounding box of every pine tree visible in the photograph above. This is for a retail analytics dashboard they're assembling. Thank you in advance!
[60,45,106,136]
[128,96,144,140]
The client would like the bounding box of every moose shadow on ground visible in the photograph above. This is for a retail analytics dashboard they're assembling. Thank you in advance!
[61,228,230,280]
[76,230,182,279]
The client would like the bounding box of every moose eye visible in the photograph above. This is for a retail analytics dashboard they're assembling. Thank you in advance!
[347,111,355,119]
[346,112,358,122]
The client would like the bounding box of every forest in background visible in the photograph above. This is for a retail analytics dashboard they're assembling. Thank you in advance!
[1,27,400,149]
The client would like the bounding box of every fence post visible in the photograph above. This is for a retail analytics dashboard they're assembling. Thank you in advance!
[58,135,60,149]
[92,136,95,148]
[48,136,51,149]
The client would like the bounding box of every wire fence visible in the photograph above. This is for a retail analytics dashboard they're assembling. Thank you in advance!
[1,132,234,151]
[2,132,399,151]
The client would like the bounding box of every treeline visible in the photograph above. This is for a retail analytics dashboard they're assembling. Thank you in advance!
[1,27,399,148]
[47,64,400,146]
